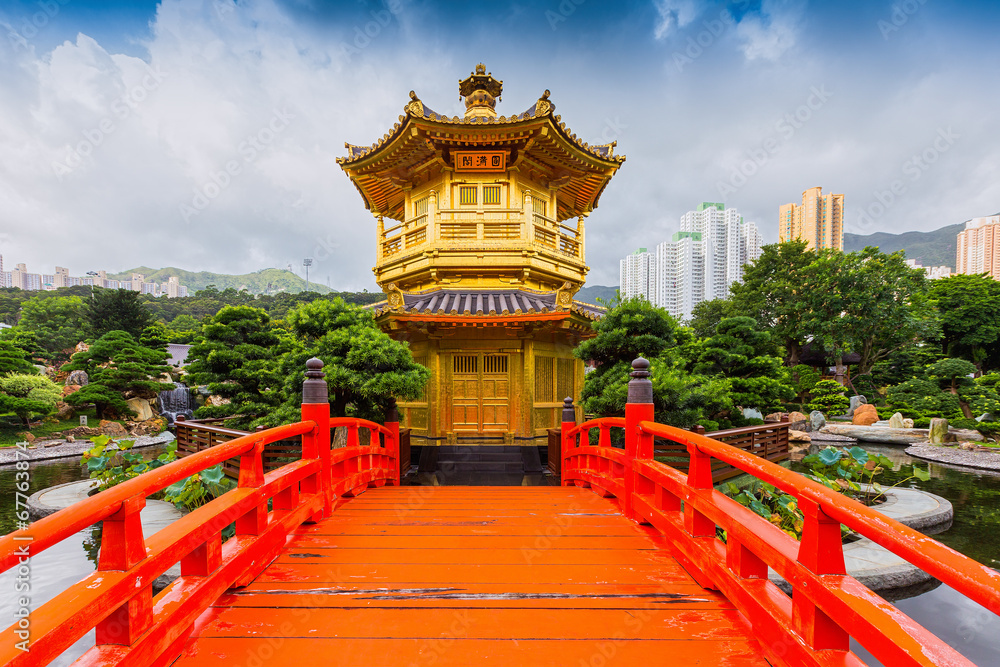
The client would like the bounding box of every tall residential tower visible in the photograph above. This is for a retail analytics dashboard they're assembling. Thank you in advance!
[779,186,844,250]
[957,214,1000,280]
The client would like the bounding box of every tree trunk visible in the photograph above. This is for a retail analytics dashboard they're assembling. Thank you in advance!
[834,353,847,386]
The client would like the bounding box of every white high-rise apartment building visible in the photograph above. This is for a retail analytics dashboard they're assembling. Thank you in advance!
[619,248,657,302]
[618,203,763,322]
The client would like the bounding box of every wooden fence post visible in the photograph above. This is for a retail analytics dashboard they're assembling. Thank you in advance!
[625,358,655,522]
[301,358,332,519]
[560,397,576,486]
[385,398,401,486]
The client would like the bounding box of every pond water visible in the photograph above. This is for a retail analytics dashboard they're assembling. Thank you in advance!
[2,444,999,665]
[791,443,1000,665]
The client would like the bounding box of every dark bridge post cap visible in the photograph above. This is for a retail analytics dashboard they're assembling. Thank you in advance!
[628,357,653,404]
[562,396,576,423]
[302,357,329,404]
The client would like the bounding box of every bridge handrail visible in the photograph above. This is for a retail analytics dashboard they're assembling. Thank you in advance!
[0,358,402,667]
[560,360,1000,667]
[0,420,312,573]
[637,420,1000,614]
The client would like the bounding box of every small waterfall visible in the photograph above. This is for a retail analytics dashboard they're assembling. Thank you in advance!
[159,386,194,426]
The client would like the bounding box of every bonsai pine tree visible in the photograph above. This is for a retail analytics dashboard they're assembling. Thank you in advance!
[0,374,62,427]
[806,379,850,416]
[261,298,430,425]
[0,339,36,375]
[63,330,174,419]
[185,306,283,427]
[927,358,978,394]
[694,316,795,413]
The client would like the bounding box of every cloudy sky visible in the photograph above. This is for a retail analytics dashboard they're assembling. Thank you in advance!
[1,0,998,290]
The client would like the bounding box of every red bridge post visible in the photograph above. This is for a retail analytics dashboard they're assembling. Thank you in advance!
[385,398,401,485]
[560,396,577,486]
[624,357,655,522]
[301,357,332,519]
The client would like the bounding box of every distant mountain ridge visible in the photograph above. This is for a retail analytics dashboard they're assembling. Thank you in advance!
[843,222,964,270]
[107,266,335,294]
[575,284,617,306]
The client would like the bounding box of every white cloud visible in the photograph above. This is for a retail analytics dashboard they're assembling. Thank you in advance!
[653,0,700,40]
[735,0,804,61]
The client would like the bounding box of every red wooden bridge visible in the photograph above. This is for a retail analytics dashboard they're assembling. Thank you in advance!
[2,358,999,666]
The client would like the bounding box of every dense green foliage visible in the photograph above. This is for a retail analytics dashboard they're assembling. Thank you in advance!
[806,380,850,415]
[87,289,153,339]
[0,373,62,426]
[63,331,174,419]
[0,340,35,375]
[17,295,87,359]
[184,306,283,426]
[260,299,430,425]
[929,274,1000,370]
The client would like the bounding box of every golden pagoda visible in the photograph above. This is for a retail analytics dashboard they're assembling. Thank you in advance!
[338,64,625,441]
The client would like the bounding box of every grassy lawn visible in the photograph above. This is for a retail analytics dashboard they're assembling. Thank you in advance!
[0,408,126,447]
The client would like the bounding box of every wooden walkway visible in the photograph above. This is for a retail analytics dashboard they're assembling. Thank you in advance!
[169,486,769,665]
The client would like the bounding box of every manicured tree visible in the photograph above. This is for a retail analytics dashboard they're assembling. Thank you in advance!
[929,274,1000,371]
[806,380,849,416]
[139,323,170,352]
[0,374,62,426]
[729,240,816,366]
[88,288,153,339]
[63,330,174,419]
[184,306,283,426]
[694,316,795,413]
[575,296,682,411]
[0,340,36,375]
[17,295,88,360]
[688,298,735,340]
[261,298,430,424]
[791,364,822,404]
[928,358,978,395]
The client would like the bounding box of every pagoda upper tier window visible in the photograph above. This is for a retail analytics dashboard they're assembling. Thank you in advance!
[459,186,477,206]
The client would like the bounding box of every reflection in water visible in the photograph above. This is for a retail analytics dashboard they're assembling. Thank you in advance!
[792,442,1000,665]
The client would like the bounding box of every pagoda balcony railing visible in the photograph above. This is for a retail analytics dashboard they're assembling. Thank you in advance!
[378,209,584,264]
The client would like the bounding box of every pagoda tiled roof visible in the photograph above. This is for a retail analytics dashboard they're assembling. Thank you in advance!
[338,94,623,167]
[371,289,601,321]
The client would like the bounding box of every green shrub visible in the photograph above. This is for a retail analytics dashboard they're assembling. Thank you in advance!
[81,435,177,493]
[806,380,849,415]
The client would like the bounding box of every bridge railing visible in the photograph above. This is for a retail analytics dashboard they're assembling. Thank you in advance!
[561,358,1000,667]
[0,358,400,667]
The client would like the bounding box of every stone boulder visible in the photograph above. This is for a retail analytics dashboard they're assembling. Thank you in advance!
[852,404,879,426]
[99,420,129,438]
[205,395,231,408]
[61,384,81,397]
[126,397,154,421]
[787,411,808,425]
[847,395,868,418]
[764,412,786,423]
[929,418,949,445]
[58,426,101,439]
[809,410,826,431]
[126,418,166,437]
[18,432,36,444]
[788,430,811,443]
[65,370,89,386]
[888,412,905,429]
[903,418,914,428]
[54,401,75,420]
[742,408,764,421]
[959,441,978,451]
[74,342,90,353]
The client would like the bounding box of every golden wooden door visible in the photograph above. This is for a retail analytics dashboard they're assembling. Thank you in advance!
[450,353,510,433]
[451,354,480,432]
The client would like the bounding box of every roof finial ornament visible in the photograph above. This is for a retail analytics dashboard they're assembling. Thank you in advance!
[459,64,503,120]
